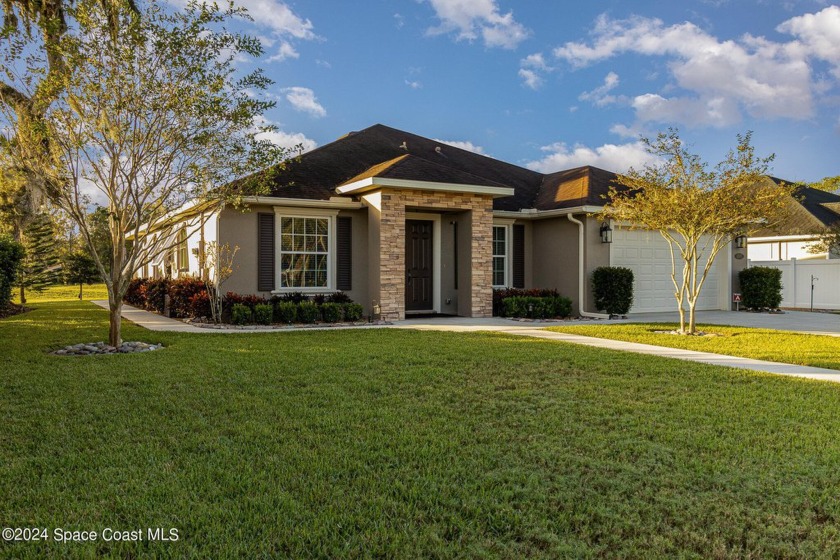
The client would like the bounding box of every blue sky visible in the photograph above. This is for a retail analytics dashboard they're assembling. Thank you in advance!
[235,0,840,183]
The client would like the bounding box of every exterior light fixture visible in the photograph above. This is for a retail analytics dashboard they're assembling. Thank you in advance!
[372,301,381,320]
[734,234,747,249]
[599,222,613,244]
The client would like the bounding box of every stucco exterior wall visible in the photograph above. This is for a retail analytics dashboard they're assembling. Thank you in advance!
[531,217,580,309]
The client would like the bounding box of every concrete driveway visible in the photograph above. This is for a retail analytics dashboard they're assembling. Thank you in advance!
[627,309,840,336]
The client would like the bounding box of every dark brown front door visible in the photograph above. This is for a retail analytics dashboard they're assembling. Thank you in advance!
[406,220,433,311]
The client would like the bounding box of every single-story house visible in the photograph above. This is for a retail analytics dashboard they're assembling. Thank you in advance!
[748,184,840,261]
[150,124,743,319]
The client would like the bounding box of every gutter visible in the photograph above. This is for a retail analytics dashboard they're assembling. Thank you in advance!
[494,205,604,220]
[566,214,609,320]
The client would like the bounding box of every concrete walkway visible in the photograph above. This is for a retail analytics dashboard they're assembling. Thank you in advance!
[95,301,840,384]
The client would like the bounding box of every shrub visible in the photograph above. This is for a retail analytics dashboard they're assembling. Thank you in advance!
[124,278,148,307]
[168,277,206,318]
[321,302,343,323]
[188,290,211,318]
[230,303,252,325]
[502,295,572,319]
[342,303,364,322]
[326,291,353,304]
[739,266,783,310]
[144,278,170,314]
[253,303,273,325]
[224,292,267,314]
[493,288,558,316]
[592,266,635,316]
[274,301,298,324]
[0,237,25,308]
[271,291,308,304]
[297,301,320,324]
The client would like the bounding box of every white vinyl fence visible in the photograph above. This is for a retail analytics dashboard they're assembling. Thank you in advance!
[750,259,840,310]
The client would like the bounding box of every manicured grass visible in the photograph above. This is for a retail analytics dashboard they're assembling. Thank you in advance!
[3,303,840,557]
[13,283,109,304]
[546,323,840,371]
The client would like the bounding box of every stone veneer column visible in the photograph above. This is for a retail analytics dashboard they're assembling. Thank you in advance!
[372,188,495,320]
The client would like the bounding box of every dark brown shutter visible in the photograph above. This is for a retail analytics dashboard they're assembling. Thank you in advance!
[257,213,275,292]
[512,224,525,289]
[337,216,352,291]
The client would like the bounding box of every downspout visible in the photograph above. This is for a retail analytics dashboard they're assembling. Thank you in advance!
[567,214,609,319]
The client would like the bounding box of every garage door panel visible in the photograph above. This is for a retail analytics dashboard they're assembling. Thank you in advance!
[611,229,721,313]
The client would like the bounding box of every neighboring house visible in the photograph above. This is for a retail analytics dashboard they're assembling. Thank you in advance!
[748,184,840,261]
[156,124,739,318]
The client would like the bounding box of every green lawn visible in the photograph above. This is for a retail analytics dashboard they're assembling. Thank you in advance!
[13,283,109,304]
[547,323,840,371]
[3,301,840,558]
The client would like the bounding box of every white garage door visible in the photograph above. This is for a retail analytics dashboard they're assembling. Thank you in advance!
[610,228,723,313]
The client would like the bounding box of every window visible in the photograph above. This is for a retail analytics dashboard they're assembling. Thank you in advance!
[279,216,331,289]
[176,227,189,272]
[493,225,508,288]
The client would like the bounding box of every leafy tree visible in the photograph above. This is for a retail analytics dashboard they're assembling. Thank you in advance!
[4,0,287,345]
[17,213,61,303]
[808,176,840,193]
[0,235,25,308]
[64,249,99,299]
[602,130,793,335]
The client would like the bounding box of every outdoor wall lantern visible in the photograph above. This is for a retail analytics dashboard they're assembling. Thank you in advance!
[372,301,381,321]
[599,222,613,244]
[734,234,747,249]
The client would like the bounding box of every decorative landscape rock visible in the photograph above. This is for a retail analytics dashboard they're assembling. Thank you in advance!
[52,341,164,356]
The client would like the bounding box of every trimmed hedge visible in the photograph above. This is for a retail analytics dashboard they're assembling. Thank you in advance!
[592,266,635,316]
[253,303,273,325]
[124,278,363,324]
[502,295,572,319]
[0,237,25,308]
[493,288,559,317]
[230,303,252,325]
[739,266,783,310]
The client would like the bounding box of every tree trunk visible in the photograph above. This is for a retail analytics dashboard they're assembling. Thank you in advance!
[109,300,122,347]
[19,285,26,305]
[677,305,686,334]
[688,302,697,335]
[78,283,83,300]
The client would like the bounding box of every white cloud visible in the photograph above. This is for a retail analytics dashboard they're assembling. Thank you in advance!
[553,12,825,127]
[525,141,659,173]
[578,71,621,106]
[777,6,840,77]
[518,52,551,89]
[266,41,299,63]
[252,116,317,153]
[425,0,530,49]
[433,138,487,155]
[405,80,423,89]
[281,87,326,118]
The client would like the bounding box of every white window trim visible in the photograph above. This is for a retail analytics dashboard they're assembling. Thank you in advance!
[492,219,514,288]
[272,207,340,294]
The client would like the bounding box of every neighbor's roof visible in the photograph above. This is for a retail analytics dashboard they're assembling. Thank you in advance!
[754,180,840,236]
[256,124,619,212]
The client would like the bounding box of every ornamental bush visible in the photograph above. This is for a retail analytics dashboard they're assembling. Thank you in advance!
[297,301,320,324]
[739,266,783,310]
[144,278,170,314]
[502,295,573,319]
[253,303,273,325]
[592,266,635,316]
[342,303,364,322]
[124,278,148,307]
[0,237,25,308]
[492,288,559,316]
[230,303,252,325]
[274,301,298,324]
[168,277,206,318]
[320,302,343,323]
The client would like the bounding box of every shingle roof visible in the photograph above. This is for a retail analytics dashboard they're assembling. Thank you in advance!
[753,181,840,236]
[535,166,621,210]
[263,124,544,211]
[340,154,513,189]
